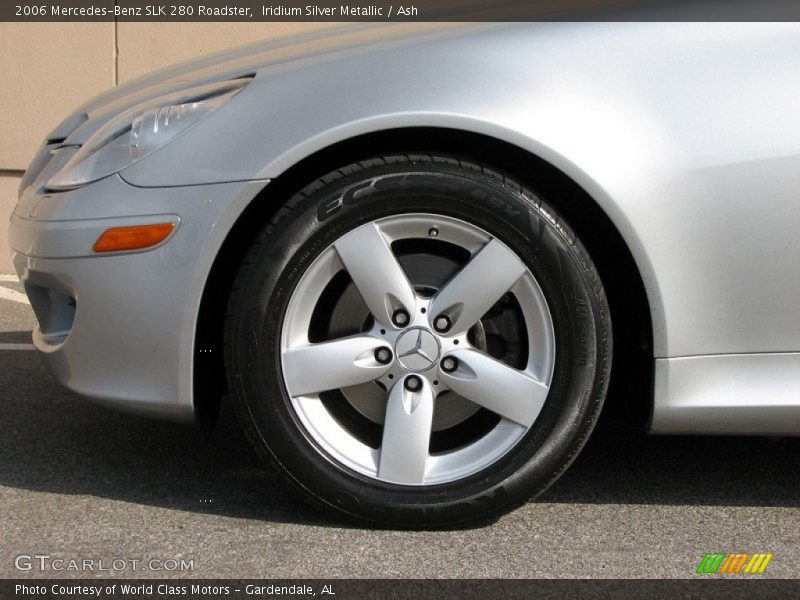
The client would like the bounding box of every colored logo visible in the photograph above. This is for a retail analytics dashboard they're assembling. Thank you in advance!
[696,552,774,574]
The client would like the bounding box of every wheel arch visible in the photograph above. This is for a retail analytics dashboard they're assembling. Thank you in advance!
[194,127,654,429]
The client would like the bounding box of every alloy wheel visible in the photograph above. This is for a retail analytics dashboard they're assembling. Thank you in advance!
[280,213,556,485]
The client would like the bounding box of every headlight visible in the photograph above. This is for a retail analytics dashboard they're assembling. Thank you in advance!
[47,78,251,191]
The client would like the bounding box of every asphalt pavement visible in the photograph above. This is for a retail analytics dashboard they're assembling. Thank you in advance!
[1,275,798,579]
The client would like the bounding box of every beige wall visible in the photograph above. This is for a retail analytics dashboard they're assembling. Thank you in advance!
[0,175,19,273]
[0,22,329,273]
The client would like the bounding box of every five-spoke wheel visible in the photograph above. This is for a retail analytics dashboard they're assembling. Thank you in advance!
[226,155,611,526]
[281,215,555,485]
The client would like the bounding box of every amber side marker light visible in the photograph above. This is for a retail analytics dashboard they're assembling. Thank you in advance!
[93,222,175,253]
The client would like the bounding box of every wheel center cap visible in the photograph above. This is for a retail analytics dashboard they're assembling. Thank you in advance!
[394,327,441,372]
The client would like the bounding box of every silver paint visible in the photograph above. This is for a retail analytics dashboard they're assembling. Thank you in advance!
[8,23,800,433]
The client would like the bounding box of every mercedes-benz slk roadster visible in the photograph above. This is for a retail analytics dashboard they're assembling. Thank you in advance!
[8,23,800,526]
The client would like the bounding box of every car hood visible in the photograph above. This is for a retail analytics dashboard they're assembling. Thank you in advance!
[50,23,482,145]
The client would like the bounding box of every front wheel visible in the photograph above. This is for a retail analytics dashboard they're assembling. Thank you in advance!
[225,155,611,527]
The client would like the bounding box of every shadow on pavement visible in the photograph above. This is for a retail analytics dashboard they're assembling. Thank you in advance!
[549,412,800,508]
[0,345,798,528]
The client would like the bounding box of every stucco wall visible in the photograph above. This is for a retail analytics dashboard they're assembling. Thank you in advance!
[0,22,329,272]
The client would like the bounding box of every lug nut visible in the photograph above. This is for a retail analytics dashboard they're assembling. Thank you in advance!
[392,309,410,327]
[441,356,458,373]
[433,315,451,333]
[374,347,393,365]
[404,375,422,392]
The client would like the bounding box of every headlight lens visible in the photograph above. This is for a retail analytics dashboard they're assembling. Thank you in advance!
[47,78,251,190]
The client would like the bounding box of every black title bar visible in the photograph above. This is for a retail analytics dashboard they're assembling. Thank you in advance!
[3,579,800,600]
[4,0,800,21]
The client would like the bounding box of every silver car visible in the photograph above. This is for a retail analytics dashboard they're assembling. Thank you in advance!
[8,23,800,527]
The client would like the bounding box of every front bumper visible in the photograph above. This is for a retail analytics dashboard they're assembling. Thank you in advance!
[9,172,268,421]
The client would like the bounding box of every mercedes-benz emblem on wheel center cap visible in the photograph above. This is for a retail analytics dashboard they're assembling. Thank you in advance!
[394,327,441,372]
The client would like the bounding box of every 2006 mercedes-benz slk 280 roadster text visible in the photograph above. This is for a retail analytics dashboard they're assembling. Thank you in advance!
[8,23,800,527]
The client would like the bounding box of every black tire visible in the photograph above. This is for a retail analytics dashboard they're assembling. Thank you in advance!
[224,154,611,528]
